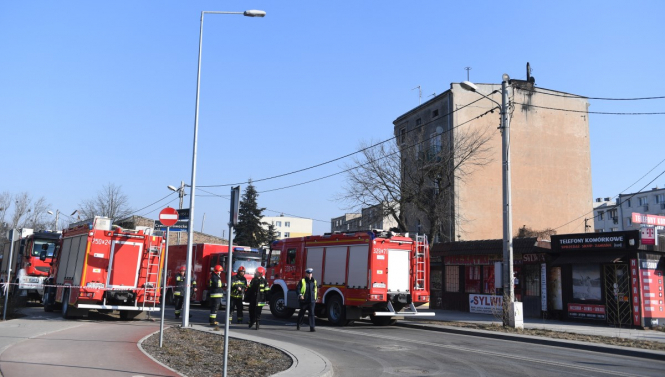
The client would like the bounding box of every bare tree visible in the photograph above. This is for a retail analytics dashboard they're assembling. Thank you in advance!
[0,192,52,242]
[338,125,493,244]
[517,225,556,241]
[79,183,133,221]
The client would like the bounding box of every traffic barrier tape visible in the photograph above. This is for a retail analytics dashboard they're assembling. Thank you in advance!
[1,281,179,291]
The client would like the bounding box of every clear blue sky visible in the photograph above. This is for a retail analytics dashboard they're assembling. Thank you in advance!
[2,1,664,237]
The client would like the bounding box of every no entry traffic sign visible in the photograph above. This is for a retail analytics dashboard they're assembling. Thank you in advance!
[159,207,179,227]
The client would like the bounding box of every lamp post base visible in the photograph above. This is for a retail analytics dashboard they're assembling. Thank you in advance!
[508,301,524,329]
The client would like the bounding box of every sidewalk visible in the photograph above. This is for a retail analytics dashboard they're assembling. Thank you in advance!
[402,308,665,343]
[397,308,665,360]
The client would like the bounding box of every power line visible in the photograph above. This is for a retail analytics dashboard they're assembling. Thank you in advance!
[527,88,665,101]
[514,103,665,115]
[198,96,488,188]
[196,187,329,223]
[125,192,177,218]
[554,166,665,231]
[256,106,500,194]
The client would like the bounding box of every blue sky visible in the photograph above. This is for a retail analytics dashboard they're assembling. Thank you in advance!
[1,1,664,237]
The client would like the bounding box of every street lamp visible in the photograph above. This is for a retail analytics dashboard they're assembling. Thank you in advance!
[48,210,78,231]
[182,9,266,333]
[167,182,187,210]
[461,74,522,328]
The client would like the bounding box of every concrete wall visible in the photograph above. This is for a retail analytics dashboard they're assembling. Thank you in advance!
[393,82,592,241]
[450,82,591,239]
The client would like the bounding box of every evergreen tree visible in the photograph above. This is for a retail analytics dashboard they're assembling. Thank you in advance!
[233,181,269,247]
[266,224,278,245]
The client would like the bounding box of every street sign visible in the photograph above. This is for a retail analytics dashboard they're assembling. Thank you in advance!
[154,220,188,231]
[230,186,240,226]
[177,208,190,221]
[159,207,179,227]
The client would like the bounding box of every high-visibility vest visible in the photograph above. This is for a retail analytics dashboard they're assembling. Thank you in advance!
[299,278,317,301]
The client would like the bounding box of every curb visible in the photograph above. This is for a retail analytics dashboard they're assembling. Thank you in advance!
[139,324,334,377]
[137,330,187,377]
[397,321,665,361]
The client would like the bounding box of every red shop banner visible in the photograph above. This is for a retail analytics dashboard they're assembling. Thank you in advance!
[631,259,643,326]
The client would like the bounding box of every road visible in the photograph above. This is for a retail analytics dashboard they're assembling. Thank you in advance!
[2,304,664,377]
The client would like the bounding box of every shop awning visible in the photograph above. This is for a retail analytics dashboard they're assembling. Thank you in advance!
[551,252,626,266]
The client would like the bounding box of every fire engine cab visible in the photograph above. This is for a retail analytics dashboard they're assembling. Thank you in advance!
[266,231,434,326]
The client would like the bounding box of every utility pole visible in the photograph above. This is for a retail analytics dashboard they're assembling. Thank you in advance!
[584,218,590,233]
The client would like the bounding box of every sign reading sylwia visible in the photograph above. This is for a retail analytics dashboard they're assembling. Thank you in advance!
[469,294,503,314]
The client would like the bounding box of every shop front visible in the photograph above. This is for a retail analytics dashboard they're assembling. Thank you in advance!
[432,238,552,318]
[550,230,665,328]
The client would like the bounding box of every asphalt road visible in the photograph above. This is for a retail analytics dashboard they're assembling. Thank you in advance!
[2,304,665,377]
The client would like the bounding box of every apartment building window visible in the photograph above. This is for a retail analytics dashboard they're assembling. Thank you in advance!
[285,221,290,227]
[639,197,648,206]
[400,128,406,144]
[445,266,459,292]
[416,118,422,126]
[611,227,619,232]
[597,211,604,220]
[626,198,631,207]
[276,221,282,227]
[284,232,290,238]
[609,209,618,218]
[432,109,439,117]
[657,194,665,204]
[627,217,632,226]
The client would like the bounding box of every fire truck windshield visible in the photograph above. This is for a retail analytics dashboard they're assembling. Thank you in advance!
[233,259,261,275]
[32,240,56,258]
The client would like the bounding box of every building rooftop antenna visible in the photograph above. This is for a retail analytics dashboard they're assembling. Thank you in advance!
[412,85,422,105]
[465,66,472,81]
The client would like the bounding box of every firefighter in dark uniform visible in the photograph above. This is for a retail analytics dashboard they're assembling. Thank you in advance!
[230,265,248,323]
[208,264,225,325]
[246,266,270,330]
[296,267,317,332]
[174,266,197,319]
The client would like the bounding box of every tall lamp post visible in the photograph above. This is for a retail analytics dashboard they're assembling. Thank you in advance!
[182,9,266,330]
[461,75,522,328]
[168,182,187,244]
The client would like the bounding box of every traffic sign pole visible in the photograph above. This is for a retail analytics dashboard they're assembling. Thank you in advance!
[159,227,170,347]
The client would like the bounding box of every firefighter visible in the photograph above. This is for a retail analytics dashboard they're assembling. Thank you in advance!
[246,266,270,330]
[230,265,248,323]
[173,266,197,319]
[208,264,225,325]
[296,267,317,332]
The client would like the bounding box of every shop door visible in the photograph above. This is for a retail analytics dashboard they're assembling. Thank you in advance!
[604,264,631,326]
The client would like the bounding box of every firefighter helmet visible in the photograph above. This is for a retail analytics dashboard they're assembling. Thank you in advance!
[178,266,186,273]
[256,266,266,276]
[214,265,223,273]
[237,266,245,273]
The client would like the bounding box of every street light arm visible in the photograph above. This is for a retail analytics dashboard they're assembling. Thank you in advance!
[460,81,502,107]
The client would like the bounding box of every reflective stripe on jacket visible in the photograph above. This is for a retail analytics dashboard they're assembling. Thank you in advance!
[209,273,224,298]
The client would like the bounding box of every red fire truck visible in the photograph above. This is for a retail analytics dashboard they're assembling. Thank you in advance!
[164,243,262,305]
[0,229,59,301]
[42,217,165,320]
[265,231,434,326]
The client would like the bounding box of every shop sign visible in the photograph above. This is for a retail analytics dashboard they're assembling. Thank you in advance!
[630,259,643,326]
[552,231,639,251]
[469,294,503,314]
[632,212,665,226]
[640,227,657,246]
[636,257,665,325]
[523,253,545,263]
[568,303,606,319]
[541,263,547,311]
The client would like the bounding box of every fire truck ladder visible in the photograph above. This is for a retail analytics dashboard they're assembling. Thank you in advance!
[414,234,427,292]
[140,245,162,311]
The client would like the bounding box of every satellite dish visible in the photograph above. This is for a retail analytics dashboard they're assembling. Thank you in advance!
[436,126,444,135]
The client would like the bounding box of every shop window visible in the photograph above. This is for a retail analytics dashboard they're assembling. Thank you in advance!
[523,264,540,296]
[572,264,601,301]
[445,266,459,292]
[465,266,481,293]
[483,265,495,294]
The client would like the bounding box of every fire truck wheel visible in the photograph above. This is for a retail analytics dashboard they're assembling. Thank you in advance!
[326,295,347,326]
[61,290,72,319]
[43,288,54,312]
[369,314,397,326]
[269,291,295,319]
